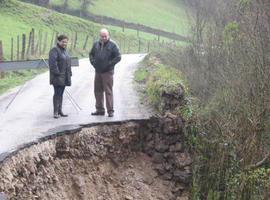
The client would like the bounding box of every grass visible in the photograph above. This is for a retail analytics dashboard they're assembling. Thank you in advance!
[0,0,176,61]
[0,69,47,95]
[90,0,190,36]
[134,67,150,83]
[135,53,189,115]
[48,0,191,36]
[0,0,184,94]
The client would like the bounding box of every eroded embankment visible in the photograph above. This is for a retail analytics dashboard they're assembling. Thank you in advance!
[0,115,191,200]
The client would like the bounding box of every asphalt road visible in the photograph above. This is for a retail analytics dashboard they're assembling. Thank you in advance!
[0,54,152,157]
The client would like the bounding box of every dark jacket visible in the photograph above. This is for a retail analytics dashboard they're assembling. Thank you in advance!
[89,39,121,73]
[49,45,72,86]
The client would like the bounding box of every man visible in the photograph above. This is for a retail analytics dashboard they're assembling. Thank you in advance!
[89,28,121,117]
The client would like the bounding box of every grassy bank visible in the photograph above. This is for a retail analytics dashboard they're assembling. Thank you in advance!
[0,69,47,95]
[0,0,171,61]
[47,0,190,36]
[134,52,194,122]
[0,0,179,95]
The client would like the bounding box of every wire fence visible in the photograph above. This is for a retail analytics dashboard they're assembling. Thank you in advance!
[0,28,179,78]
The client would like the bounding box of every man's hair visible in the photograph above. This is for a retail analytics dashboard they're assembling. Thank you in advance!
[100,28,110,35]
[57,34,68,41]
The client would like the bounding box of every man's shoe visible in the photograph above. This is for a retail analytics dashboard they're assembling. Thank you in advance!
[54,113,60,119]
[108,113,114,117]
[91,111,105,116]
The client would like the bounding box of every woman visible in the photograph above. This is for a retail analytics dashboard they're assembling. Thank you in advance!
[49,35,72,119]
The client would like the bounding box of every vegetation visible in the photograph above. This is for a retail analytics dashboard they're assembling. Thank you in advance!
[0,69,47,94]
[139,0,270,199]
[0,0,173,61]
[0,0,179,94]
[46,0,190,36]
[135,52,194,122]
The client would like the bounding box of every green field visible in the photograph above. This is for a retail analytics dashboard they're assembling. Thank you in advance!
[0,0,178,94]
[1,0,178,61]
[90,0,190,36]
[48,0,190,36]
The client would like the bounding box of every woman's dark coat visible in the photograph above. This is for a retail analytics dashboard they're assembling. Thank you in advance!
[49,45,72,86]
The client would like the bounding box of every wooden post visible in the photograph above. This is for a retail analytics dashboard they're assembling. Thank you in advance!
[35,31,39,56]
[21,34,26,60]
[123,38,126,54]
[127,40,130,54]
[138,38,141,53]
[26,31,32,58]
[31,28,35,56]
[70,32,74,52]
[50,32,55,49]
[83,35,89,50]
[35,30,42,55]
[17,35,20,60]
[73,32,77,49]
[0,41,4,78]
[42,32,48,54]
[137,25,139,37]
[10,37,14,61]
[38,30,43,55]
[92,35,96,46]
[119,38,122,52]
[122,22,125,32]
[54,32,59,45]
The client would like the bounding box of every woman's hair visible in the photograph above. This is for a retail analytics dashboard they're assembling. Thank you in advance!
[57,35,68,42]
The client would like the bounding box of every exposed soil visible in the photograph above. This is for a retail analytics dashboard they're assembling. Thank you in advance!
[28,152,179,200]
[0,117,191,200]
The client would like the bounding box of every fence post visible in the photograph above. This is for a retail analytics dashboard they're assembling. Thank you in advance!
[70,32,74,52]
[73,32,77,49]
[26,31,32,58]
[54,32,59,46]
[122,22,125,32]
[127,40,130,54]
[31,28,35,56]
[138,38,141,53]
[92,35,96,46]
[0,41,4,78]
[50,32,55,50]
[101,16,104,25]
[10,37,14,61]
[21,34,26,60]
[119,37,122,51]
[35,30,42,55]
[83,35,89,50]
[123,38,126,54]
[17,35,20,60]
[42,32,48,55]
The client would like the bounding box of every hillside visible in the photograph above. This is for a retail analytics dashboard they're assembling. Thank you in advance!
[31,0,190,36]
[0,0,171,60]
[89,0,190,36]
[0,0,173,94]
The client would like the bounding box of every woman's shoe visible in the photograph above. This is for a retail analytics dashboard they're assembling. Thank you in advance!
[59,111,68,117]
[58,96,68,117]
